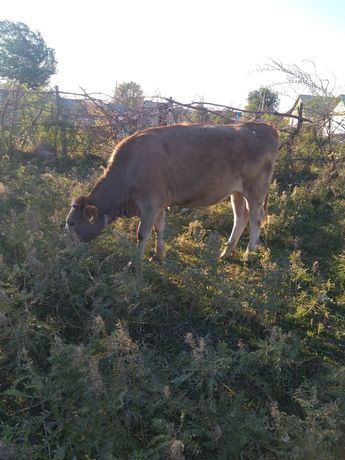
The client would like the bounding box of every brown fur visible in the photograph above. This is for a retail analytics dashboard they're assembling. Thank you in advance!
[66,123,279,259]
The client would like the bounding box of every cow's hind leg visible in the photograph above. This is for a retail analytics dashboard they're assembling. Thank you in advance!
[220,192,249,259]
[246,193,267,256]
[152,208,166,261]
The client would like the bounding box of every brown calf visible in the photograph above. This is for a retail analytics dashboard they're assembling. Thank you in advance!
[65,123,279,260]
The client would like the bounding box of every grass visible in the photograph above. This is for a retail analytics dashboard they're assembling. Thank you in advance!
[0,134,345,459]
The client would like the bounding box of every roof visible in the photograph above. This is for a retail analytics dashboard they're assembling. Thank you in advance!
[291,94,339,118]
[337,94,345,105]
[333,95,345,116]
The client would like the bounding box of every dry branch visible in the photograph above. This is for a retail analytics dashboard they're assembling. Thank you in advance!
[161,97,312,123]
[1,85,343,158]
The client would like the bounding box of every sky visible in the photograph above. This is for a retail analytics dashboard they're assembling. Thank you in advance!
[1,0,345,111]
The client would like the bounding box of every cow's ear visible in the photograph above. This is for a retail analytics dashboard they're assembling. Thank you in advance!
[83,205,99,223]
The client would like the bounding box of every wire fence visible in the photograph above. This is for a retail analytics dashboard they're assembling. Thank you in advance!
[0,86,188,156]
[0,85,344,161]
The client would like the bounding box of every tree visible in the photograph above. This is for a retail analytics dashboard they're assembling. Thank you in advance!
[114,81,144,110]
[262,59,336,97]
[0,20,57,89]
[188,98,211,124]
[245,86,280,112]
[261,60,339,138]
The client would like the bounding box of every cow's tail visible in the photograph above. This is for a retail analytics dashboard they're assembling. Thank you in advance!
[261,190,270,228]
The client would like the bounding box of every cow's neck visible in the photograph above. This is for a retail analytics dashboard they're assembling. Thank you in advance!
[87,171,129,221]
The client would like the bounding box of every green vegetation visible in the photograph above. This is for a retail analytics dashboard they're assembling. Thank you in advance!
[0,129,345,459]
[114,82,144,111]
[245,87,280,113]
[0,20,57,89]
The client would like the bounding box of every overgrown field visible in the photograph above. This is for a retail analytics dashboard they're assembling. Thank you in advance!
[1,132,345,459]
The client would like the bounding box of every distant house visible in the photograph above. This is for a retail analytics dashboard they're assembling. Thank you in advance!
[59,96,85,116]
[329,95,345,135]
[289,94,338,129]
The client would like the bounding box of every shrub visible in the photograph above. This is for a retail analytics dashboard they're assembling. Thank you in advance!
[1,131,345,458]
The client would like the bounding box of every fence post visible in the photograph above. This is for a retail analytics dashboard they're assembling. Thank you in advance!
[53,86,59,152]
[0,90,11,155]
[8,85,21,154]
[54,85,67,157]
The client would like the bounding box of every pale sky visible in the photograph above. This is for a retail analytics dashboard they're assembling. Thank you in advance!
[1,0,345,110]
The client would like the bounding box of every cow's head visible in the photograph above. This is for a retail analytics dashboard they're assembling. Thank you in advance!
[65,196,105,242]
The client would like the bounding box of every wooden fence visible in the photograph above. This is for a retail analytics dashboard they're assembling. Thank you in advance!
[0,85,344,158]
[0,86,189,156]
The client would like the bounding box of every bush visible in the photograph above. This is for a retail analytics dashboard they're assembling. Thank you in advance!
[1,132,345,458]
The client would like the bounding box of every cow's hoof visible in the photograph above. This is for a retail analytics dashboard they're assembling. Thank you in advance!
[126,260,141,272]
[149,256,162,264]
[244,243,265,264]
[243,251,258,265]
[219,246,233,260]
[148,249,163,263]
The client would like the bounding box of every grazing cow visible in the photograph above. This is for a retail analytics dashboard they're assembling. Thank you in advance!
[65,123,279,261]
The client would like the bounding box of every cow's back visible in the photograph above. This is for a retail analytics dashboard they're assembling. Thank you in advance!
[112,123,278,207]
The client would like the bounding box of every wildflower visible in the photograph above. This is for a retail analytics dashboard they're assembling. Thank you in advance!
[71,345,86,369]
[281,433,290,443]
[92,315,106,337]
[169,439,184,460]
[237,339,245,350]
[88,357,103,394]
[164,385,171,399]
[269,400,279,418]
[213,424,223,444]
[185,333,206,361]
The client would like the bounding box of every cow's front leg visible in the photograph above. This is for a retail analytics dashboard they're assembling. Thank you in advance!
[220,192,249,259]
[136,207,160,260]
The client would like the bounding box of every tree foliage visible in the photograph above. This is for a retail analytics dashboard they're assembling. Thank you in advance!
[0,20,57,88]
[245,86,280,112]
[114,81,144,110]
[263,59,336,97]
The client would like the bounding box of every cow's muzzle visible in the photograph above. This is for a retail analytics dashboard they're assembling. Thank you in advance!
[63,223,82,244]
